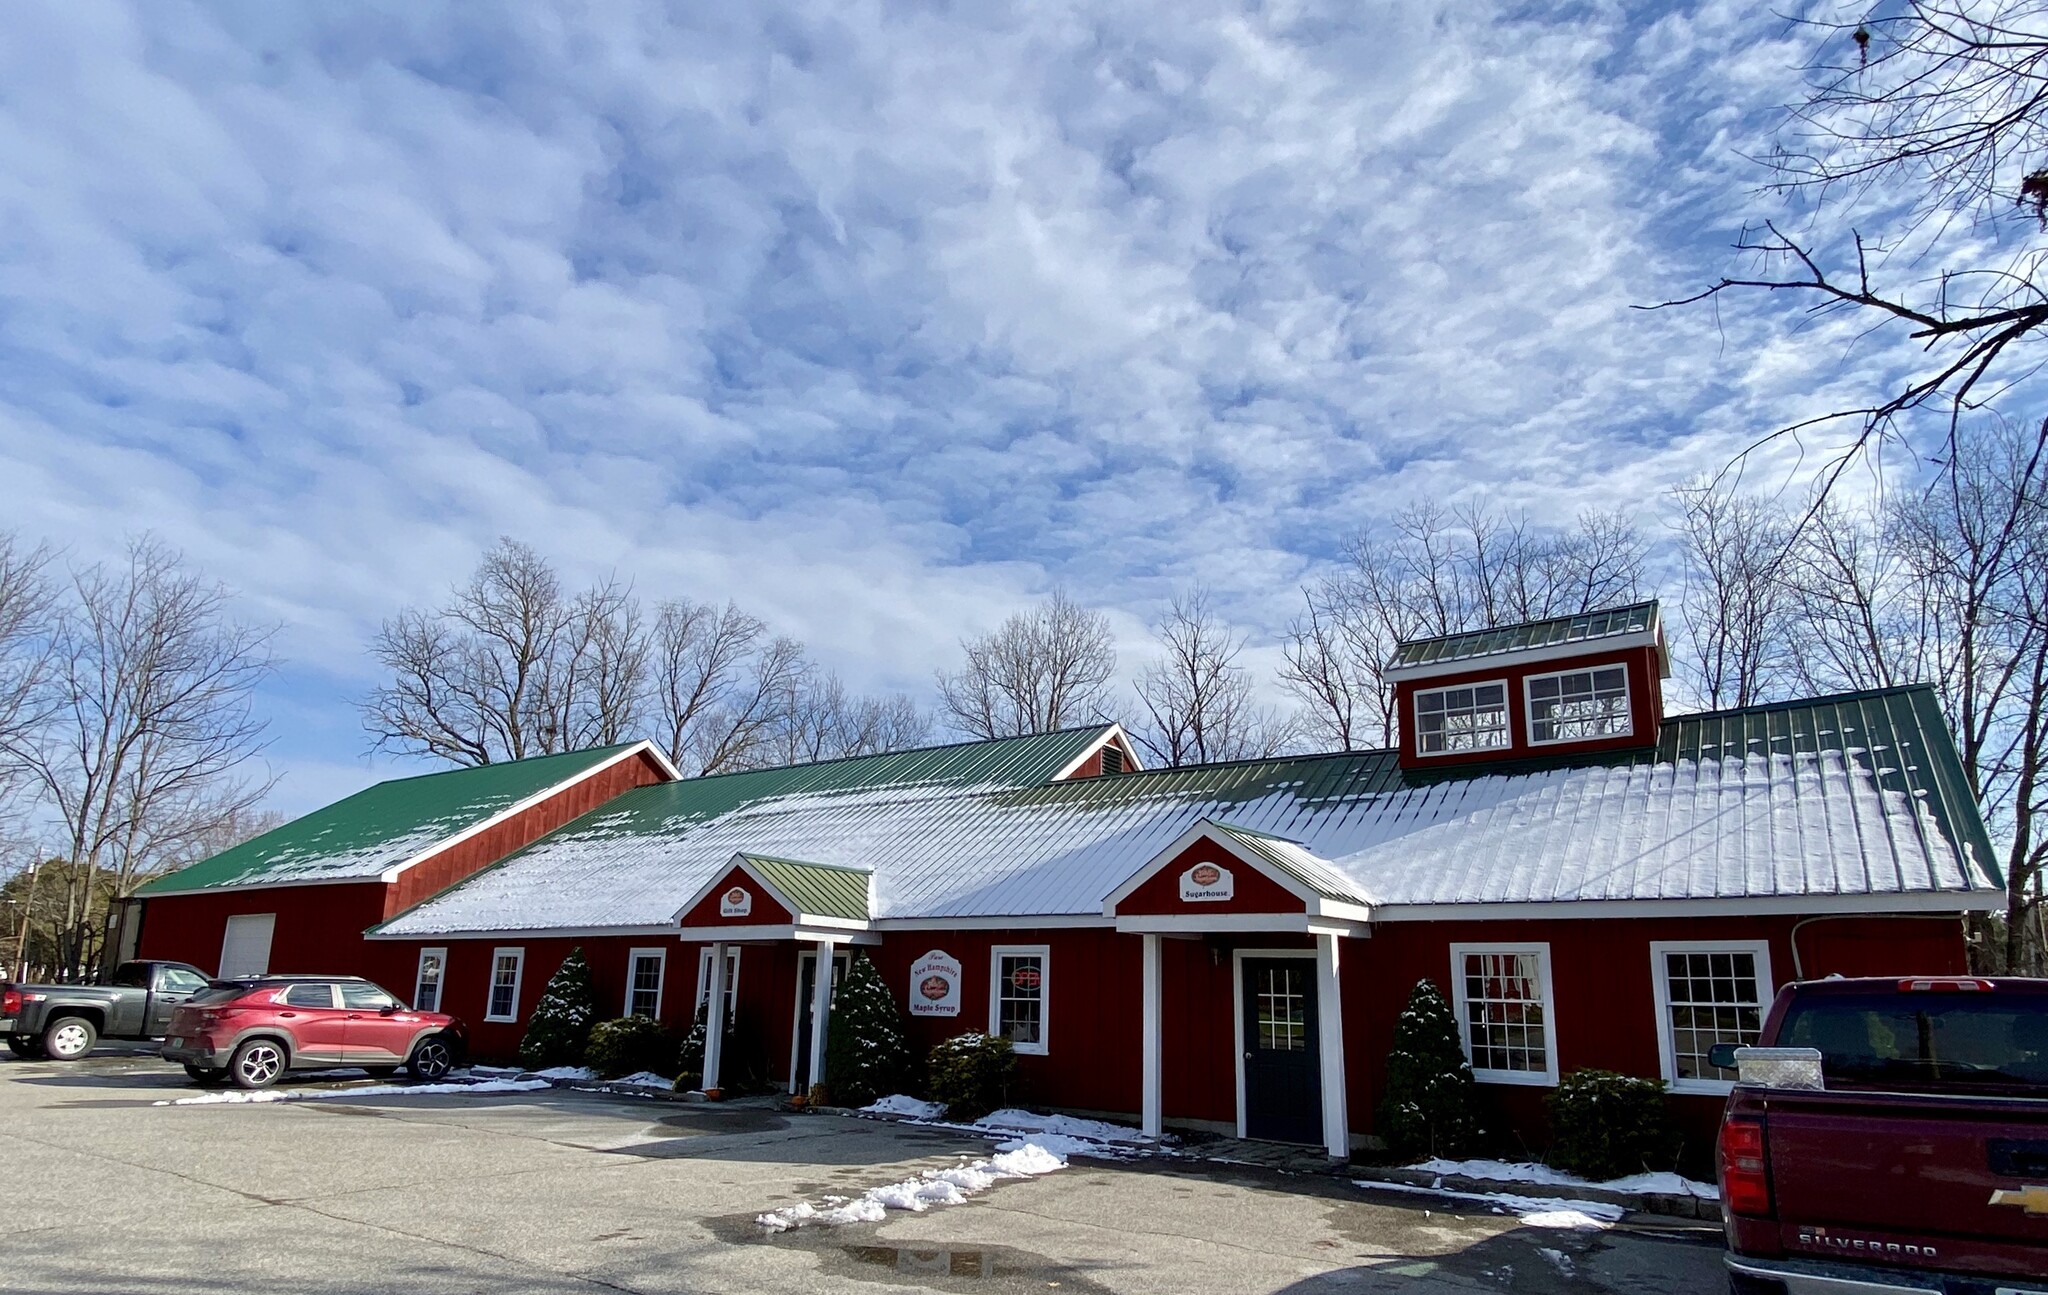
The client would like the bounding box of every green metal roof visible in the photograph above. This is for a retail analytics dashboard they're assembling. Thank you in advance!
[736,854,872,922]
[1390,600,1658,670]
[136,743,651,895]
[1205,821,1376,907]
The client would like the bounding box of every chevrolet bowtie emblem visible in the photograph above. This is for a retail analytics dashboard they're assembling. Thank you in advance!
[1990,1185,2048,1215]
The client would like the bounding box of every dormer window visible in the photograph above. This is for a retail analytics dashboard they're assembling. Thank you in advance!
[1415,681,1510,756]
[1527,666,1631,744]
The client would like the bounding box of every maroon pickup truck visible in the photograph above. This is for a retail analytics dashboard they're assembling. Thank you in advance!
[1715,976,2048,1294]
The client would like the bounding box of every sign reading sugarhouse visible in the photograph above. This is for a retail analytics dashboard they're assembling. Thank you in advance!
[1178,861,1235,903]
[908,949,961,1017]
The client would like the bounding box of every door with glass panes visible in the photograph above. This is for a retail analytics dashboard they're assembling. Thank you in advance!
[1240,956,1322,1144]
[792,949,850,1092]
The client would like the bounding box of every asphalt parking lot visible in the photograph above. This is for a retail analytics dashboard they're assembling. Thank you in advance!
[0,1049,1729,1295]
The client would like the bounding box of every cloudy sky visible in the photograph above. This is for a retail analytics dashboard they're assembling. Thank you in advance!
[0,2,1918,813]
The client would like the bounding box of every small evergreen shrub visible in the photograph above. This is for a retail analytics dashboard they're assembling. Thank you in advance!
[584,1014,677,1079]
[824,954,915,1107]
[1545,1069,1681,1181]
[518,948,598,1070]
[1376,978,1485,1159]
[927,1033,1015,1121]
[674,1002,710,1091]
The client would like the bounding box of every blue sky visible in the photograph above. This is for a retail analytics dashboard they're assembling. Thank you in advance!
[0,2,1919,814]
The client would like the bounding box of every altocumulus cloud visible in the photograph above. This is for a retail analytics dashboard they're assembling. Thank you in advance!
[0,1,1930,808]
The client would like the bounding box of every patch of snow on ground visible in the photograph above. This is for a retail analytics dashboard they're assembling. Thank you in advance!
[530,1066,597,1081]
[605,1072,673,1088]
[1412,1158,1719,1200]
[757,1141,1067,1231]
[863,1094,945,1119]
[1537,1247,1576,1277]
[972,1108,1150,1148]
[1353,1179,1626,1230]
[154,1079,551,1106]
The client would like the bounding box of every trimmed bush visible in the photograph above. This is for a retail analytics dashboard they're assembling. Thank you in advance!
[518,948,597,1070]
[927,1033,1015,1121]
[1376,978,1485,1159]
[584,1014,677,1080]
[674,1002,710,1091]
[824,954,915,1108]
[1545,1068,1681,1181]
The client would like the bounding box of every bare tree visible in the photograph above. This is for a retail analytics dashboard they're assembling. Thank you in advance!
[1651,3,2048,484]
[1670,479,1798,710]
[758,672,932,768]
[937,590,1118,739]
[1281,505,1648,749]
[1133,588,1299,766]
[0,534,55,825]
[364,540,646,765]
[0,537,275,978]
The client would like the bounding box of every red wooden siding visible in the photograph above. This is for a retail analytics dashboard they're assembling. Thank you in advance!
[137,883,394,981]
[385,748,672,916]
[1116,840,1308,916]
[681,867,795,927]
[1394,643,1664,769]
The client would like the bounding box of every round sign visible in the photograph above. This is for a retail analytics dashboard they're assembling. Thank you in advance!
[724,887,747,905]
[1010,966,1042,991]
[1191,864,1222,886]
[920,975,951,1001]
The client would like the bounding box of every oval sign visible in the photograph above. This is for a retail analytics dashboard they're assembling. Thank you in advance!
[1010,965,1042,991]
[1178,862,1235,903]
[719,886,753,918]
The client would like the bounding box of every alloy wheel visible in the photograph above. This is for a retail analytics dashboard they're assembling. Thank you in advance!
[412,1039,452,1079]
[238,1043,282,1086]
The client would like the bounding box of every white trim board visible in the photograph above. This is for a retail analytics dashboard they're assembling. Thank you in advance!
[366,924,681,941]
[1048,724,1144,781]
[624,946,668,1019]
[1447,942,1559,1087]
[1376,892,1999,920]
[1647,939,1774,1097]
[1382,630,1660,683]
[1230,947,1318,1142]
[484,947,526,1024]
[988,944,1051,1057]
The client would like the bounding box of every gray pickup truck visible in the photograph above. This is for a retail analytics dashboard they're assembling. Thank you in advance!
[2,960,214,1060]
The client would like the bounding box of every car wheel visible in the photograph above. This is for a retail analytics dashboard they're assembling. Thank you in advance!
[183,1064,228,1087]
[6,1034,43,1059]
[42,1016,97,1061]
[407,1035,455,1081]
[228,1038,286,1089]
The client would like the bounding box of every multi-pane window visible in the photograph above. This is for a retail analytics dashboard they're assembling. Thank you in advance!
[991,947,1048,1055]
[695,947,741,1020]
[414,948,446,1013]
[486,948,524,1022]
[1415,681,1510,755]
[626,949,666,1019]
[1526,667,1631,743]
[1450,945,1557,1083]
[1653,943,1771,1091]
[1255,964,1308,1051]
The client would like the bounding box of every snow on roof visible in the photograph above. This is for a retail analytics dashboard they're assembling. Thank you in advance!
[372,687,2002,936]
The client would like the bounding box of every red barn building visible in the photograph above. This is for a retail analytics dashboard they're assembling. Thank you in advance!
[132,602,2003,1161]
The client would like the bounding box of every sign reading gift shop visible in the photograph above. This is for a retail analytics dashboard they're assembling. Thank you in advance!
[1178,861,1235,903]
[908,950,962,1017]
[718,885,753,918]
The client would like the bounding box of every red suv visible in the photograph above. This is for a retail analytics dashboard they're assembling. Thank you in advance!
[160,976,467,1090]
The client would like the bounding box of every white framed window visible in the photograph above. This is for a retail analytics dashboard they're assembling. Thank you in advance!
[413,947,448,1013]
[1449,943,1558,1085]
[695,947,741,1020]
[990,945,1049,1056]
[1525,666,1631,745]
[625,947,667,1019]
[1650,941,1773,1094]
[485,947,524,1023]
[1414,680,1511,756]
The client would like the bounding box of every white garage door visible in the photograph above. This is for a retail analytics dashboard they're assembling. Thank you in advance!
[218,913,276,978]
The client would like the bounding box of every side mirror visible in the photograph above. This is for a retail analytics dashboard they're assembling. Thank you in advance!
[379,1004,399,1015]
[1707,1043,1740,1070]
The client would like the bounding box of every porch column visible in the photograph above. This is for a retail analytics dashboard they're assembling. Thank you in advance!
[1141,933,1162,1139]
[806,938,834,1093]
[702,942,729,1093]
[1315,932,1349,1159]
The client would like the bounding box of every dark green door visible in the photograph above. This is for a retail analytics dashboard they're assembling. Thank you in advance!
[1242,958,1321,1144]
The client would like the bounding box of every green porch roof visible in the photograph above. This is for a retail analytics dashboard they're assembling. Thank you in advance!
[735,854,872,923]
[137,743,653,895]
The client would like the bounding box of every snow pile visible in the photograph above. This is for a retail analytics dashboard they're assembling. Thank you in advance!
[757,1142,1067,1232]
[530,1066,597,1081]
[604,1071,674,1088]
[154,1078,551,1106]
[1413,1158,1719,1200]
[972,1108,1150,1150]
[1353,1179,1626,1230]
[863,1095,944,1119]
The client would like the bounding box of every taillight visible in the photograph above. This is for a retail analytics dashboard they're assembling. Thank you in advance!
[1898,977,1993,992]
[1719,1117,1772,1217]
[1,988,19,1017]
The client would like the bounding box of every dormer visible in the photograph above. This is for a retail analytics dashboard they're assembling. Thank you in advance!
[1384,601,1669,771]
[1053,725,1142,779]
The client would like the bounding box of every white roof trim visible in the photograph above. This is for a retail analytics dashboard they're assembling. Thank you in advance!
[144,875,391,899]
[871,914,1114,931]
[1049,724,1143,781]
[365,923,681,941]
[1115,913,1369,937]
[1101,818,1330,916]
[670,853,875,932]
[1383,628,1660,683]
[1373,891,1999,922]
[374,740,679,884]
[673,922,882,946]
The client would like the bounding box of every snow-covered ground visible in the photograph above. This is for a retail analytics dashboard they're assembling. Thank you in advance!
[528,1066,596,1081]
[758,1142,1067,1231]
[1412,1158,1719,1200]
[153,1078,551,1106]
[1353,1179,1626,1230]
[603,1071,673,1088]
[858,1096,1155,1158]
[862,1094,944,1119]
